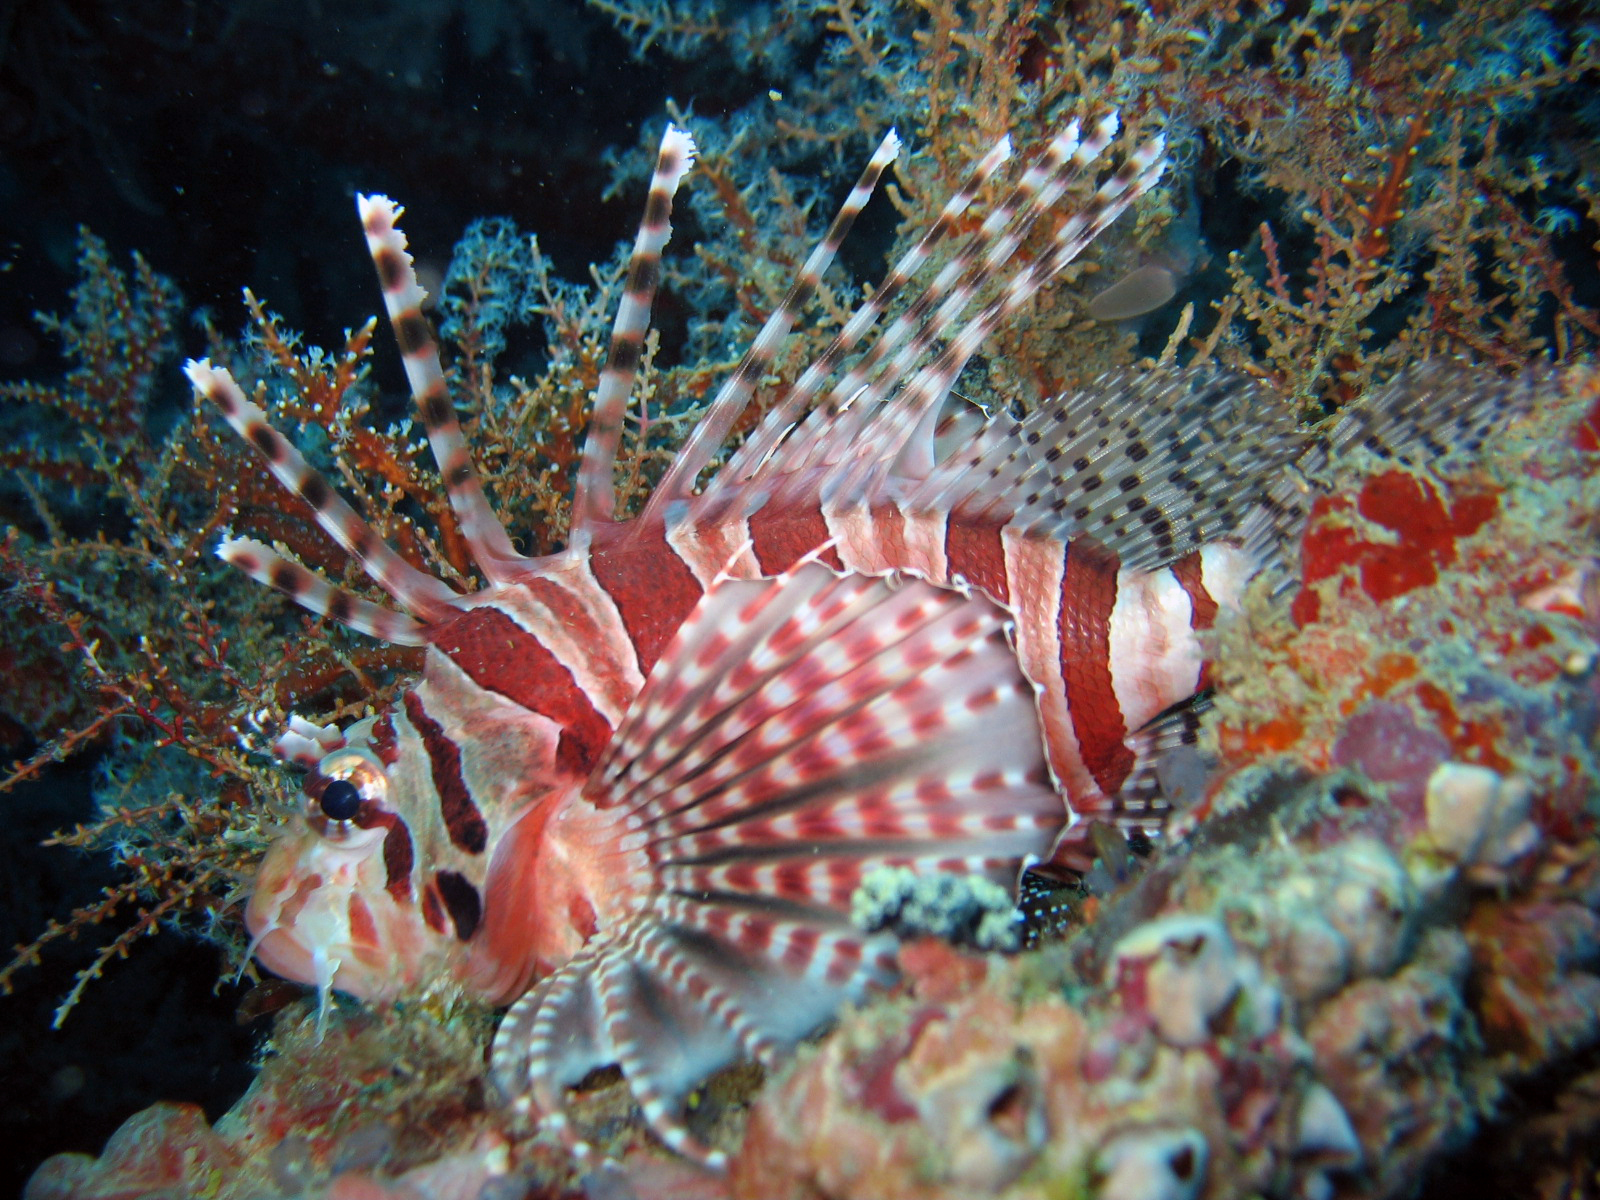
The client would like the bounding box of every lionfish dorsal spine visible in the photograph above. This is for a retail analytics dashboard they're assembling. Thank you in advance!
[570,124,697,540]
[185,359,451,641]
[879,128,1169,480]
[716,113,1161,502]
[219,535,431,644]
[804,118,1119,493]
[358,195,531,585]
[638,129,904,524]
[829,120,1169,499]
[721,130,1023,486]
[189,139,705,635]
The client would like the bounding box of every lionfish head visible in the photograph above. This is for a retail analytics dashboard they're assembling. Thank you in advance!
[245,677,622,1017]
[245,711,458,1011]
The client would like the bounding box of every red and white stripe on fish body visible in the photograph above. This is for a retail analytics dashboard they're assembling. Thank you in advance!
[190,114,1302,1166]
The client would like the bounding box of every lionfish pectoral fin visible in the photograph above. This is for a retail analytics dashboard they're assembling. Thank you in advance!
[491,914,786,1169]
[490,564,1066,1167]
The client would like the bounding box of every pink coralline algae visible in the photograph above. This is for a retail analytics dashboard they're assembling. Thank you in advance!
[1330,701,1454,816]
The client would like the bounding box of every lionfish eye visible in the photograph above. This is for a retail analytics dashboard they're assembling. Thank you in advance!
[319,778,363,821]
[306,748,390,844]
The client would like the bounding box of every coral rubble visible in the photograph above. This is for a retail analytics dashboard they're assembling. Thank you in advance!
[732,367,1600,1199]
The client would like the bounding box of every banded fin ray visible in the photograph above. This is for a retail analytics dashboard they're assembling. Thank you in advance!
[802,114,1137,486]
[185,359,455,637]
[643,129,905,518]
[716,129,1027,490]
[357,195,527,587]
[571,125,697,538]
[827,130,1172,500]
[194,126,708,630]
[711,114,1146,503]
[214,537,433,645]
[491,564,1065,1167]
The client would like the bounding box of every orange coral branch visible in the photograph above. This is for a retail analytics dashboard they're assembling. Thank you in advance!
[1351,113,1429,275]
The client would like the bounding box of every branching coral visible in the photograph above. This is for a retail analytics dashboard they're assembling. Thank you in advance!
[0,236,416,1022]
[587,0,1597,412]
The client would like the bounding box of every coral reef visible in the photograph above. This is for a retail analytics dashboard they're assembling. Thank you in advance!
[20,354,1600,1200]
[3,0,1598,1195]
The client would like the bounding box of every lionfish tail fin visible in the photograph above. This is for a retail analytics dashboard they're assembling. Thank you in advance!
[186,358,459,628]
[1046,697,1211,874]
[1243,360,1544,595]
[491,564,1066,1166]
[1317,358,1541,474]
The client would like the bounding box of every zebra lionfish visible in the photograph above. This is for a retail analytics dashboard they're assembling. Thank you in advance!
[189,115,1305,1167]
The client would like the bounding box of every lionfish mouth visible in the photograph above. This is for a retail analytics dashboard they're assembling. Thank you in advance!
[243,834,443,1012]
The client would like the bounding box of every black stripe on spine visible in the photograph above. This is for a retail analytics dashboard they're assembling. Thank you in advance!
[642,187,673,230]
[351,525,381,562]
[373,244,408,292]
[627,256,660,298]
[326,590,355,625]
[419,390,453,430]
[607,336,642,376]
[300,471,332,511]
[249,424,286,463]
[394,310,431,357]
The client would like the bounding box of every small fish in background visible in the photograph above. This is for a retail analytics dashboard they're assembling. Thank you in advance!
[1088,261,1183,321]
[1087,182,1207,323]
[191,111,1529,1170]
